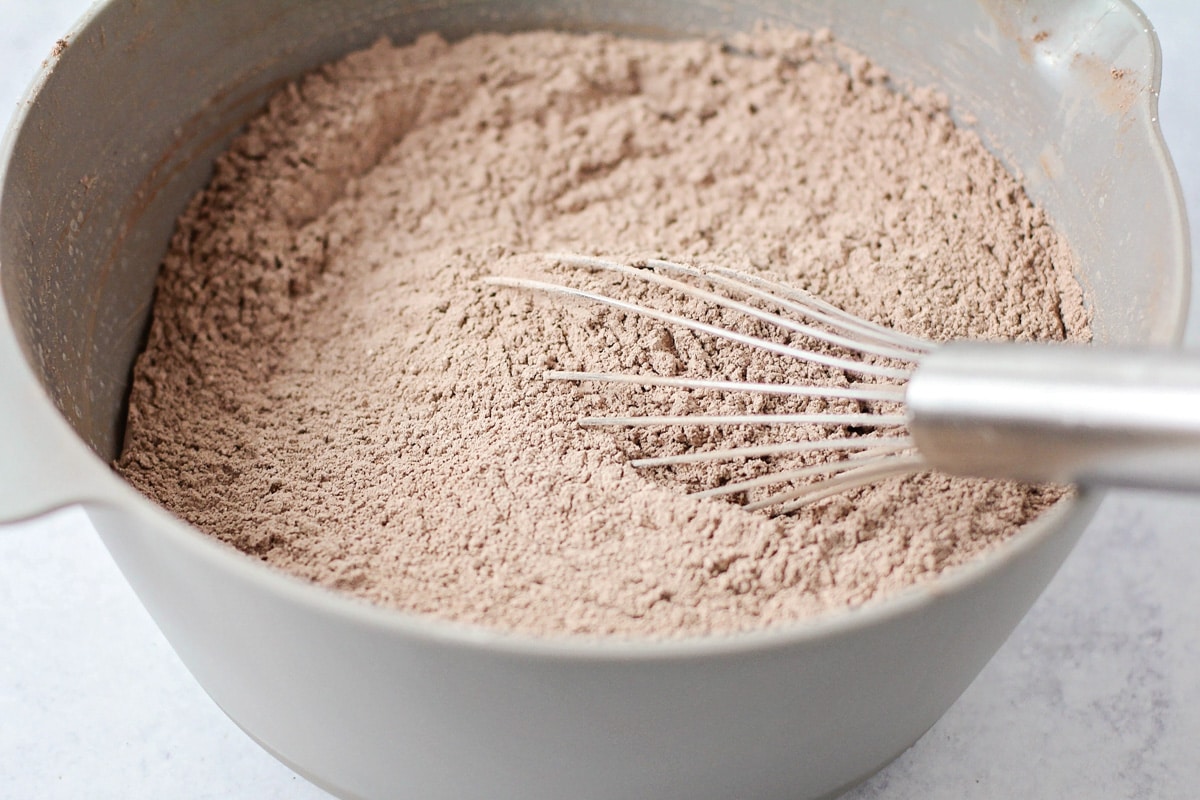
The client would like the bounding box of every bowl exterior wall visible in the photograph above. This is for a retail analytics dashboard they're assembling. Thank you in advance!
[0,1,1185,798]
[88,497,1095,800]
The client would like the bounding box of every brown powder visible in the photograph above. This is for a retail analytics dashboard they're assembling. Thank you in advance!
[115,29,1088,638]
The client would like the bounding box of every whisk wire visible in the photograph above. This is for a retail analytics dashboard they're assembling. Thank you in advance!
[629,435,915,467]
[691,441,916,500]
[484,275,912,380]
[578,412,909,427]
[710,266,934,354]
[747,453,928,514]
[553,254,923,362]
[546,370,907,403]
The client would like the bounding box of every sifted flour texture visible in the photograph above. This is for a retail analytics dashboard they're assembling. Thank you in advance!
[116,30,1088,637]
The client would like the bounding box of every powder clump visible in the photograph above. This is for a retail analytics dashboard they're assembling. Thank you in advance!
[116,30,1088,637]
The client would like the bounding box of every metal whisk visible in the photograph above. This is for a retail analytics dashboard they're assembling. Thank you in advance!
[486,255,1200,513]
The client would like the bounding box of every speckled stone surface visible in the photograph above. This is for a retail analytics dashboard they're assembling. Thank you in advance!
[2,2,1198,797]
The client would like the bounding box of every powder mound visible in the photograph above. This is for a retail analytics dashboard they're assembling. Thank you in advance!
[116,30,1089,638]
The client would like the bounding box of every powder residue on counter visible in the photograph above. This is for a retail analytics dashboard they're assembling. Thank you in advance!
[116,29,1088,637]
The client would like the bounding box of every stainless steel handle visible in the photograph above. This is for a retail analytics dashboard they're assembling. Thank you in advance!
[906,340,1200,492]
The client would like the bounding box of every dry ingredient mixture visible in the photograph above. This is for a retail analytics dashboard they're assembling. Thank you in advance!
[116,29,1088,637]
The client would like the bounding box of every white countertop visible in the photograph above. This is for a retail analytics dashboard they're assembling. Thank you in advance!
[1,2,1198,798]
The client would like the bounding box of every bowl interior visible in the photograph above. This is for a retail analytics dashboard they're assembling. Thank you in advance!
[1,0,1188,459]
[0,4,1187,797]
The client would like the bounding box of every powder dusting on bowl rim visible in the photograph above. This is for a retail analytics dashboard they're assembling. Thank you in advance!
[0,0,1187,658]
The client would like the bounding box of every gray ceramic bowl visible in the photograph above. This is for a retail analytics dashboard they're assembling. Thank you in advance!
[0,1,1188,799]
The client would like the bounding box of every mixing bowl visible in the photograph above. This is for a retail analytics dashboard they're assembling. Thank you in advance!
[0,1,1188,798]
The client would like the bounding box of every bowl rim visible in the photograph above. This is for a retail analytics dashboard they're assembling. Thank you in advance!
[0,0,1188,660]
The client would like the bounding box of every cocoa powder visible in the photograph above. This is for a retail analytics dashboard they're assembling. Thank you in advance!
[115,30,1088,637]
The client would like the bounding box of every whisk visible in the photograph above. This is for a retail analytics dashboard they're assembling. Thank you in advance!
[485,255,1200,514]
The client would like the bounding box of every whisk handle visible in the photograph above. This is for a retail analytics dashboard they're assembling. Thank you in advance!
[907,341,1200,492]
